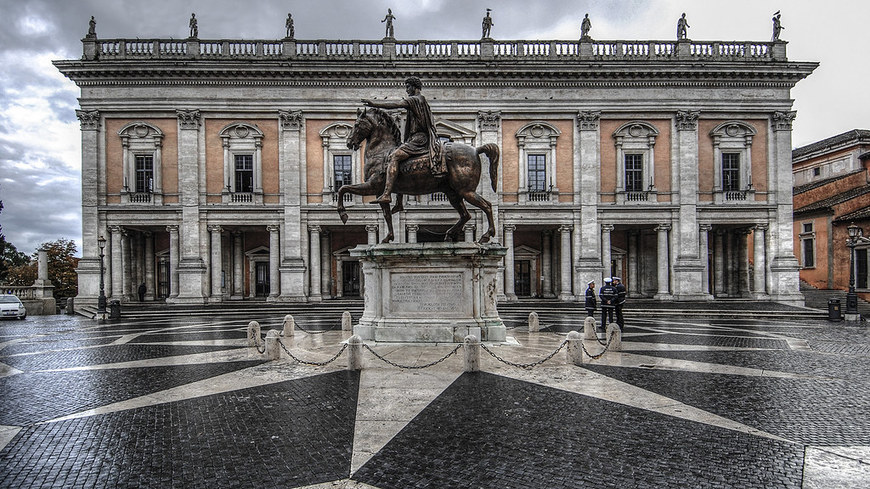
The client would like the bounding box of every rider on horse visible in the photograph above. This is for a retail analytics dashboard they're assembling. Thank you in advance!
[362,76,440,205]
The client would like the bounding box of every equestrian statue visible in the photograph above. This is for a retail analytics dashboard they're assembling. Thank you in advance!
[338,76,500,244]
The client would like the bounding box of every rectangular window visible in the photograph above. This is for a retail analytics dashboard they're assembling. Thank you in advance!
[624,154,643,192]
[333,155,352,190]
[234,154,253,193]
[527,154,547,193]
[803,223,813,233]
[135,155,153,193]
[857,249,868,289]
[722,153,740,191]
[813,167,821,177]
[802,237,815,268]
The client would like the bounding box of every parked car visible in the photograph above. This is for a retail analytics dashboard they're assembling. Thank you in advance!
[0,294,27,320]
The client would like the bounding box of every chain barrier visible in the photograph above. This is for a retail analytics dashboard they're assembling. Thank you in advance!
[480,339,569,369]
[277,338,348,366]
[581,330,617,360]
[363,343,462,370]
[248,329,266,354]
[292,321,340,335]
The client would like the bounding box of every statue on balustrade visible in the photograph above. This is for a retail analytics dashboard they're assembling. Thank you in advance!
[382,8,396,38]
[772,11,784,41]
[580,13,592,40]
[338,77,500,245]
[482,9,494,39]
[86,16,96,39]
[286,13,295,39]
[677,13,689,40]
[189,13,198,39]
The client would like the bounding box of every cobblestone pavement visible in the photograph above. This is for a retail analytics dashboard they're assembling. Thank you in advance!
[1,310,869,488]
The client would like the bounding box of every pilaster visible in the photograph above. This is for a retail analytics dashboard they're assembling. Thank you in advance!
[768,111,803,305]
[278,109,307,301]
[574,110,603,289]
[74,109,103,305]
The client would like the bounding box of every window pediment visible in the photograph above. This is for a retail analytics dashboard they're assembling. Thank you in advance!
[320,122,353,139]
[435,119,477,144]
[220,122,264,140]
[710,121,757,141]
[119,122,163,140]
[516,122,561,141]
[613,121,659,143]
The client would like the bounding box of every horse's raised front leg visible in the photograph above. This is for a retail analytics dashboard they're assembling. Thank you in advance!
[336,180,382,224]
[379,202,394,243]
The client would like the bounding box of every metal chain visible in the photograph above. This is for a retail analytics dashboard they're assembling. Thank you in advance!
[581,330,617,360]
[292,321,339,335]
[248,329,266,354]
[480,340,569,369]
[277,338,348,366]
[363,343,462,370]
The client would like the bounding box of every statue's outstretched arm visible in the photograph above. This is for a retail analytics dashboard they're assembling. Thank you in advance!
[362,99,407,110]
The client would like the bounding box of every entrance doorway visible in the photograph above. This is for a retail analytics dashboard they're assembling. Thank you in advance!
[515,260,531,297]
[342,261,361,297]
[255,262,270,296]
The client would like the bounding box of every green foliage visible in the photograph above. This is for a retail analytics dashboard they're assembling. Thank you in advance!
[0,199,31,282]
[4,238,79,299]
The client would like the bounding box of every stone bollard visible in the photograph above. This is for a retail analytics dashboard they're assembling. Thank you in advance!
[342,311,353,332]
[583,317,597,340]
[605,323,622,351]
[566,331,585,365]
[528,312,540,333]
[347,335,363,370]
[247,321,261,347]
[282,315,295,337]
[464,334,481,372]
[265,330,281,360]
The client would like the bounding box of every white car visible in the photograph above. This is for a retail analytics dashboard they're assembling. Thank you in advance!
[0,294,27,320]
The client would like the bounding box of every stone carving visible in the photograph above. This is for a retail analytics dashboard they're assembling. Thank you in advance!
[75,109,100,130]
[279,109,303,130]
[578,110,601,131]
[677,13,690,40]
[477,110,501,131]
[86,16,96,39]
[482,9,494,39]
[381,9,395,39]
[176,109,201,129]
[676,110,700,131]
[580,14,592,40]
[189,13,198,39]
[772,11,784,42]
[773,111,797,131]
[285,13,295,39]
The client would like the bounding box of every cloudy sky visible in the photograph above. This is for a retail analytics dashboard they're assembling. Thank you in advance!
[1,0,867,256]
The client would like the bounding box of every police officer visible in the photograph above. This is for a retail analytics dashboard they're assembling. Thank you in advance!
[599,277,617,328]
[584,280,596,318]
[612,277,626,328]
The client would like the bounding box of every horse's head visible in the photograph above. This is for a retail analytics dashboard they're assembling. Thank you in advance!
[347,108,371,151]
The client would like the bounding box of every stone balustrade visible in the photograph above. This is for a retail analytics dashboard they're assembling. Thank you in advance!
[84,37,786,62]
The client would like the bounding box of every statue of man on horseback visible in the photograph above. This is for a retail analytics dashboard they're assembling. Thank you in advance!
[362,76,441,204]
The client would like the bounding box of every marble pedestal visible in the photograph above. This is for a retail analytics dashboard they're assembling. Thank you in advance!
[350,242,507,343]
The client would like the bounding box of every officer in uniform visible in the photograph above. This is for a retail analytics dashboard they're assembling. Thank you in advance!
[612,276,626,328]
[598,277,618,329]
[584,280,597,318]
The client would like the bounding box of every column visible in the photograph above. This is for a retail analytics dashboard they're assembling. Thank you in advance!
[144,232,154,300]
[308,225,322,301]
[601,224,614,279]
[109,227,123,299]
[753,224,768,297]
[738,229,752,297]
[232,232,244,299]
[673,109,705,300]
[559,224,573,301]
[628,230,639,298]
[768,111,803,304]
[699,224,712,296]
[278,110,306,302]
[542,230,554,298]
[320,231,330,299]
[267,225,280,299]
[503,224,517,301]
[713,229,725,297]
[366,224,379,245]
[167,225,179,298]
[173,109,206,303]
[654,224,671,299]
[406,224,418,244]
[121,230,132,300]
[727,232,739,296]
[208,225,223,300]
[575,111,603,288]
[74,109,102,304]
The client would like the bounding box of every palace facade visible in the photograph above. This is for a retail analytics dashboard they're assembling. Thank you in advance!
[55,31,817,308]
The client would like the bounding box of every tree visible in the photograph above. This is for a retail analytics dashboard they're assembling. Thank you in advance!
[4,239,79,299]
[0,199,30,283]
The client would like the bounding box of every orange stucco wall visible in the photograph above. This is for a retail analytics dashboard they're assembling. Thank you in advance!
[599,119,671,202]
[204,119,280,203]
[501,119,574,202]
[104,119,179,203]
[698,119,769,199]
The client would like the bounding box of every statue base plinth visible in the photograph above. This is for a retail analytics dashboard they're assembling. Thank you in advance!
[350,242,507,343]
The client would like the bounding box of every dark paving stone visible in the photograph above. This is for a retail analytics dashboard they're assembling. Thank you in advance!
[137,330,247,342]
[353,372,803,488]
[582,364,870,447]
[0,371,359,489]
[0,344,244,371]
[624,333,790,349]
[1,336,122,355]
[0,361,264,426]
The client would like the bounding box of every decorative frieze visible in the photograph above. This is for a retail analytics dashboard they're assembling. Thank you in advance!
[675,110,700,131]
[279,109,303,130]
[75,109,100,130]
[577,110,601,131]
[176,109,201,129]
[773,111,797,131]
[477,110,501,131]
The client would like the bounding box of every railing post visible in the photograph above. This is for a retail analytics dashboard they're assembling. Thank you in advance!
[342,311,353,331]
[347,335,363,370]
[464,334,481,372]
[583,317,597,340]
[566,331,585,365]
[772,41,787,61]
[605,323,622,351]
[282,314,295,337]
[247,320,261,347]
[528,311,540,332]
[265,330,281,360]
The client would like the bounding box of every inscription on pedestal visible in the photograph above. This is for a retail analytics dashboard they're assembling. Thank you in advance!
[390,272,463,314]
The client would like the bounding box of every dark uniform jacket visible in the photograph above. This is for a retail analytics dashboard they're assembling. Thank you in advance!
[615,283,627,305]
[599,284,618,308]
[585,287,597,309]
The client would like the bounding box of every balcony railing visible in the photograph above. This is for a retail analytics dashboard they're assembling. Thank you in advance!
[230,192,254,203]
[85,38,786,62]
[528,191,552,202]
[129,192,152,203]
[725,190,749,201]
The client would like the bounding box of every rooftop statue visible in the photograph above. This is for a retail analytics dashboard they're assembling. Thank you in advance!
[580,13,592,40]
[772,11,784,41]
[482,9,494,39]
[189,13,198,39]
[285,13,294,39]
[381,8,395,39]
[86,16,96,39]
[677,13,689,40]
[339,77,500,244]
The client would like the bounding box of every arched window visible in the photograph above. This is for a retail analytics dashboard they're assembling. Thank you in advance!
[118,122,164,204]
[219,123,265,204]
[516,122,561,203]
[709,121,757,203]
[612,121,659,203]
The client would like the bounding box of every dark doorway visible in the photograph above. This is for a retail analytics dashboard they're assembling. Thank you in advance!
[255,262,270,297]
[157,258,169,299]
[515,260,531,297]
[342,261,361,297]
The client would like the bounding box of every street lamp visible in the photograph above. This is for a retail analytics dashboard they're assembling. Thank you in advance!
[97,235,107,318]
[845,224,862,320]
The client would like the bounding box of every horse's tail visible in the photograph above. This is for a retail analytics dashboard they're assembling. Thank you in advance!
[477,143,499,192]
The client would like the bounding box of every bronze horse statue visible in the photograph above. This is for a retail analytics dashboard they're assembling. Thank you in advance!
[338,107,500,244]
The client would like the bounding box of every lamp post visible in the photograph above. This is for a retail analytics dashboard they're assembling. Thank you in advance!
[845,224,862,321]
[97,235,107,318]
